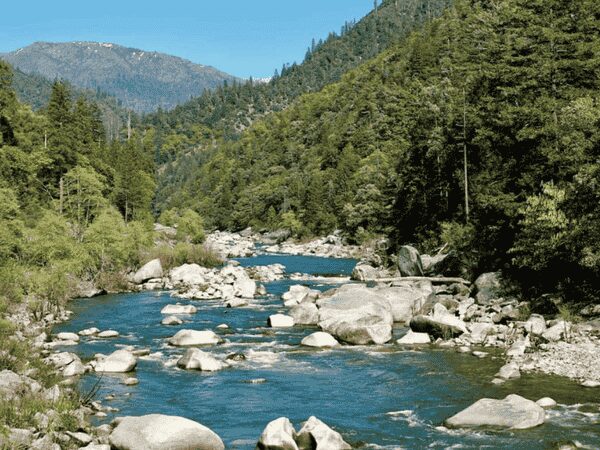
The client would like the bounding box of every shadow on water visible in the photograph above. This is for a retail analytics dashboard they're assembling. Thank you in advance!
[54,255,600,449]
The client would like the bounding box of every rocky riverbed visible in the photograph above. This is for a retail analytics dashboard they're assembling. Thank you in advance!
[36,251,600,449]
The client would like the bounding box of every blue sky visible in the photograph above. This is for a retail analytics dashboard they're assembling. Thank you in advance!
[0,0,374,78]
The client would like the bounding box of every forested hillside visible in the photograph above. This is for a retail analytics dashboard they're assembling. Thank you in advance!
[11,66,132,140]
[148,0,452,142]
[0,59,157,314]
[153,0,453,207]
[158,0,600,302]
[2,41,238,112]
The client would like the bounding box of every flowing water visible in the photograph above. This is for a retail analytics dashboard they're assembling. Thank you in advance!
[55,255,600,449]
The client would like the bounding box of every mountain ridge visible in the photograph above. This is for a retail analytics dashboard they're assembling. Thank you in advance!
[2,41,238,112]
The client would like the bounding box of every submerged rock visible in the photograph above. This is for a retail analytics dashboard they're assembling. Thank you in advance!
[495,363,521,380]
[95,350,137,373]
[161,315,183,326]
[301,332,339,348]
[296,416,351,450]
[98,330,119,338]
[109,414,224,450]
[536,397,557,408]
[256,417,298,450]
[168,329,220,346]
[445,394,545,429]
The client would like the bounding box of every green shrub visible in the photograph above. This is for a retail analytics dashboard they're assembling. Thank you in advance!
[144,243,222,270]
[175,209,206,244]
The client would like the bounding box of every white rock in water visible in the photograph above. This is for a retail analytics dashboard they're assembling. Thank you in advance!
[109,414,224,450]
[162,315,183,325]
[256,417,298,450]
[536,397,557,408]
[168,329,220,346]
[282,285,311,307]
[98,330,119,338]
[94,350,137,373]
[296,416,351,450]
[289,303,319,325]
[56,332,79,342]
[301,332,339,348]
[216,324,229,329]
[123,377,139,386]
[161,304,197,315]
[268,314,295,328]
[78,327,100,336]
[496,363,521,380]
[225,298,248,308]
[177,348,223,372]
[445,394,545,429]
[132,259,163,284]
[396,330,431,345]
[581,380,600,388]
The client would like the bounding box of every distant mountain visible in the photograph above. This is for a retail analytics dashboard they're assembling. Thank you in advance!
[2,42,238,112]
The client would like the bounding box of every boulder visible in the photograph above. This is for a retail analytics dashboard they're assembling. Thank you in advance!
[542,321,571,341]
[168,329,220,346]
[109,414,224,450]
[123,377,139,386]
[318,286,393,345]
[268,314,295,328]
[225,298,248,308]
[445,394,545,430]
[170,264,206,285]
[289,303,319,325]
[396,330,431,345]
[132,259,163,284]
[0,370,41,399]
[421,252,450,275]
[98,330,119,338]
[63,359,86,377]
[161,304,197,315]
[95,350,137,373]
[581,380,600,388]
[233,275,256,298]
[45,352,79,369]
[56,332,80,342]
[161,315,183,326]
[256,417,298,450]
[409,304,467,339]
[473,272,503,305]
[467,322,495,345]
[282,285,312,307]
[536,397,557,408]
[296,416,351,450]
[301,332,340,348]
[78,327,100,336]
[351,264,386,281]
[495,363,521,380]
[397,245,424,277]
[376,284,432,323]
[177,348,223,372]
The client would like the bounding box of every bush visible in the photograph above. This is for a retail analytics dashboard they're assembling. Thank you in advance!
[144,243,222,270]
[175,209,206,244]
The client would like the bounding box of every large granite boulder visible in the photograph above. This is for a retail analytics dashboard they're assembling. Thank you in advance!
[168,329,221,346]
[177,349,223,372]
[282,285,312,307]
[132,259,163,284]
[0,370,41,400]
[256,417,298,450]
[268,314,295,328]
[351,264,388,281]
[445,394,545,430]
[376,283,432,323]
[109,414,224,450]
[397,245,424,277]
[396,330,431,345]
[318,286,393,345]
[409,304,467,339]
[95,350,137,373]
[473,272,503,305]
[296,416,351,450]
[524,314,546,336]
[289,303,319,325]
[169,264,207,285]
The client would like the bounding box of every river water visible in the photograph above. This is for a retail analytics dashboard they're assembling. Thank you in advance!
[55,255,599,449]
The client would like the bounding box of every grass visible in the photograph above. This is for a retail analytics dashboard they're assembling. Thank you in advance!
[142,242,223,271]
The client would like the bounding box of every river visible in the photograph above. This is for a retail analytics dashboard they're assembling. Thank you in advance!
[55,255,600,449]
